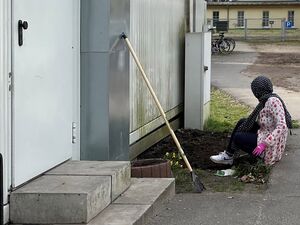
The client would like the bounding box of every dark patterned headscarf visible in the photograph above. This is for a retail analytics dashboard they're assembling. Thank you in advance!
[238,76,292,132]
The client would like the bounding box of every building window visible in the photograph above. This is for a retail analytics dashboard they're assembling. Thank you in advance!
[237,11,244,27]
[213,11,219,26]
[262,11,269,27]
[288,11,295,27]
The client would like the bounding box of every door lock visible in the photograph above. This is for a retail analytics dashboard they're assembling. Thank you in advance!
[18,20,28,46]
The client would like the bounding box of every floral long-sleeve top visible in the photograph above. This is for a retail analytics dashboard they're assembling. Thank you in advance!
[257,97,288,165]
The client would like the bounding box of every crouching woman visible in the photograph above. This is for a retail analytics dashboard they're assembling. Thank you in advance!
[210,76,292,166]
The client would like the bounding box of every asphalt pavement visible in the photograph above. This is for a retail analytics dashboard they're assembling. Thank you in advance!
[147,42,300,225]
[211,42,300,121]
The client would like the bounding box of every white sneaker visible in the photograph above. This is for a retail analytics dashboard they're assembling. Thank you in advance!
[210,151,233,165]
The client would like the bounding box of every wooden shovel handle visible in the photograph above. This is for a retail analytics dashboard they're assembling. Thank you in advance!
[122,34,193,172]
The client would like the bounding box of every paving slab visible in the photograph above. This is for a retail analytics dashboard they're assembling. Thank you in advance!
[266,129,300,197]
[47,160,131,200]
[87,204,151,225]
[114,178,175,205]
[147,193,265,225]
[10,175,111,224]
[86,178,175,225]
[257,197,300,225]
[147,192,300,225]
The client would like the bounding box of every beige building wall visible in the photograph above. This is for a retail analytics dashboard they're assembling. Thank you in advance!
[208,5,300,28]
[207,6,228,20]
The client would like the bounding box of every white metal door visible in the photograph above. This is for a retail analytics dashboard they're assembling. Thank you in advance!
[12,0,75,187]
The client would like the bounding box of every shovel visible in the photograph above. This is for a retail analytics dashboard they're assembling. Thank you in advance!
[121,33,205,192]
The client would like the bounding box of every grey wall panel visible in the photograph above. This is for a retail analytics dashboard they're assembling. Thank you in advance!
[109,0,130,49]
[81,0,110,52]
[80,53,110,160]
[81,0,130,52]
[108,0,130,160]
[80,0,129,161]
[195,0,207,32]
[108,37,129,160]
[81,0,188,158]
[129,0,188,139]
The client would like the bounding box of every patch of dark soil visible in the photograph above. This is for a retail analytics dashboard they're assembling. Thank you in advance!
[138,129,270,193]
[257,52,300,65]
[138,129,231,170]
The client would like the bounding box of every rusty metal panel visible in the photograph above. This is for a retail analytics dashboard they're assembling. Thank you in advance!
[129,0,188,142]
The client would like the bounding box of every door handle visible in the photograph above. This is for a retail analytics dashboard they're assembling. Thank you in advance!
[18,20,28,46]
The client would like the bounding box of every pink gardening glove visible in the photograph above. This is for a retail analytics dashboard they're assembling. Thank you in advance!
[253,143,267,156]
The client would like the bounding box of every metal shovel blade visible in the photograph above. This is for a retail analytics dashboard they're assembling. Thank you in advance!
[191,171,205,193]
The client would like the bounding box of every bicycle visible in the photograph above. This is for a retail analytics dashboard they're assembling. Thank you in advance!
[211,33,230,54]
[211,32,236,54]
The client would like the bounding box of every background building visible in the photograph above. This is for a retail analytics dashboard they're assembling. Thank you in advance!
[206,0,300,29]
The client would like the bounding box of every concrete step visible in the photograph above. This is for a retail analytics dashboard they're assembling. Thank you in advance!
[46,161,131,201]
[10,161,131,224]
[86,178,175,225]
[10,175,111,224]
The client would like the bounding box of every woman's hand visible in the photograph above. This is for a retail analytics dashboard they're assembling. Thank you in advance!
[253,143,267,156]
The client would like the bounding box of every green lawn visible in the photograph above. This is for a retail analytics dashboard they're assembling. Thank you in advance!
[225,28,300,38]
[204,87,251,133]
[204,87,299,129]
[212,28,300,41]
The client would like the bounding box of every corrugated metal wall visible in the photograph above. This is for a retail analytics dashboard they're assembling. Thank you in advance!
[129,0,188,144]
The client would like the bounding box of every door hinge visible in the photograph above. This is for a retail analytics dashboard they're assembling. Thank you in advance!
[72,122,77,144]
[8,72,12,92]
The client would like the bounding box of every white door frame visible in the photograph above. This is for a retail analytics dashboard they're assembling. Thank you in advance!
[71,0,81,160]
[0,0,12,222]
[0,0,80,222]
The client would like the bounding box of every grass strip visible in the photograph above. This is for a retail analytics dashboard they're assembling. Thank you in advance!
[204,87,251,133]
